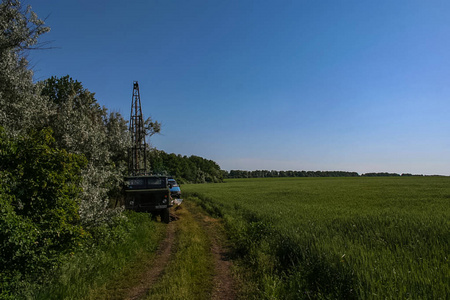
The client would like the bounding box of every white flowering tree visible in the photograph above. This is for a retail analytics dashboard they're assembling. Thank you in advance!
[41,76,132,227]
[0,0,51,134]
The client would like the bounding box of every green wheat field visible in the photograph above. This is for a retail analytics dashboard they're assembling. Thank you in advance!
[184,176,449,299]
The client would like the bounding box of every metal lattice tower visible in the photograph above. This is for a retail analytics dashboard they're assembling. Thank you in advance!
[129,81,147,175]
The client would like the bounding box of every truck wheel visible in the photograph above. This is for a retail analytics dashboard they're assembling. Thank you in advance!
[162,208,170,224]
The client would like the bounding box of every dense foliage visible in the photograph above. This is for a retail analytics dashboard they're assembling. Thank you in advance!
[0,127,87,296]
[0,1,130,296]
[149,149,224,183]
[40,75,131,227]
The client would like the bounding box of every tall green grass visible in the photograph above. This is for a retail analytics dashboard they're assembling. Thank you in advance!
[184,177,450,299]
[146,202,214,299]
[29,211,166,300]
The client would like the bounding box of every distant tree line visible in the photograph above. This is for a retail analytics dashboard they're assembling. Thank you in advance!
[361,172,425,177]
[225,170,359,178]
[148,150,224,183]
[361,172,400,177]
[225,170,426,178]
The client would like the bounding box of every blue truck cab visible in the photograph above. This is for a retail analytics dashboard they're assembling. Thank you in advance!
[168,177,181,199]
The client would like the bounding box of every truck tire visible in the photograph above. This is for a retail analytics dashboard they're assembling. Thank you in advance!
[162,208,170,224]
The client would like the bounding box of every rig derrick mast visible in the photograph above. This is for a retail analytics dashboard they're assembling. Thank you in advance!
[129,81,147,176]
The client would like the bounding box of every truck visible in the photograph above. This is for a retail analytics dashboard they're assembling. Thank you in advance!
[168,177,181,199]
[124,175,174,223]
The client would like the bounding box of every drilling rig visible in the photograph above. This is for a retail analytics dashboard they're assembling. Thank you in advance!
[129,81,147,175]
[124,81,174,223]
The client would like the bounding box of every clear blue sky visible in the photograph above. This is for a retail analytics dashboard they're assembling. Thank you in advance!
[29,0,450,175]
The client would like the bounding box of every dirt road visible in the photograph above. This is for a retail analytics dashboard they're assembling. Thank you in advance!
[123,202,236,300]
[124,221,176,300]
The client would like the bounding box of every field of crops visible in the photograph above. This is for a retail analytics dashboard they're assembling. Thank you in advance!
[183,177,449,299]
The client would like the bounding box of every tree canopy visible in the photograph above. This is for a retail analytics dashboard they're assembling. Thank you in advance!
[149,149,224,183]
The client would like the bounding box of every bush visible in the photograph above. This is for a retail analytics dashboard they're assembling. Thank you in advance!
[0,127,88,294]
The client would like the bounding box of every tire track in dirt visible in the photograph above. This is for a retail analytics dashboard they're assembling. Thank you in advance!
[198,214,236,300]
[123,204,235,300]
[124,220,176,300]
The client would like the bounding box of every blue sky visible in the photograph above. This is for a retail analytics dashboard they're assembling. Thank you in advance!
[29,0,450,175]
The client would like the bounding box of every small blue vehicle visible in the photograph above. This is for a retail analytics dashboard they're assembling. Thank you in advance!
[168,177,181,199]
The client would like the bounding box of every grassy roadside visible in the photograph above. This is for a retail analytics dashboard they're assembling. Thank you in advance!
[32,212,166,300]
[34,202,229,300]
[145,202,214,300]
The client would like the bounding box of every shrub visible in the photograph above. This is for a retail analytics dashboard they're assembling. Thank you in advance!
[0,127,88,292]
